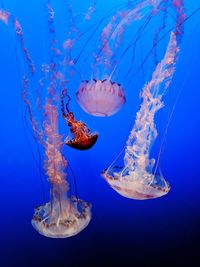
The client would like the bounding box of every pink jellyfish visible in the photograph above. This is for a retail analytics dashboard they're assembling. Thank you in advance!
[76,79,125,116]
[32,104,91,238]
[102,0,186,200]
[31,2,92,237]
[74,0,164,117]
[0,3,92,238]
[102,32,178,200]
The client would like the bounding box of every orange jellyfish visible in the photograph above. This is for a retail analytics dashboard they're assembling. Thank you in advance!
[61,89,98,150]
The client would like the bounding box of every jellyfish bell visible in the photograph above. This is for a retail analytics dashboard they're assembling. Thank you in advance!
[76,79,126,117]
[102,166,170,200]
[32,183,91,238]
[64,111,98,150]
[32,200,91,238]
[65,131,98,150]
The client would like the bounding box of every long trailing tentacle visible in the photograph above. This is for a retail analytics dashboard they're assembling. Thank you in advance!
[131,6,200,80]
[61,89,71,117]
[0,6,46,200]
[72,2,128,65]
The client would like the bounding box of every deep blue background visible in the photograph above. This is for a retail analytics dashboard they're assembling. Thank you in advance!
[0,1,200,266]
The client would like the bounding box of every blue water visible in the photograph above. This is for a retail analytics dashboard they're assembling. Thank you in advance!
[0,0,200,266]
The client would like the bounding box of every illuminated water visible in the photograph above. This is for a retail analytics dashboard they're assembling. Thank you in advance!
[0,0,200,266]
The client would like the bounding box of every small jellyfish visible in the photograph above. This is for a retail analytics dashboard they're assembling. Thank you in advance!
[76,79,126,117]
[61,89,98,150]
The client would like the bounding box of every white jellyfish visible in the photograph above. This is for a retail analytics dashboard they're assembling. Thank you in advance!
[102,32,179,200]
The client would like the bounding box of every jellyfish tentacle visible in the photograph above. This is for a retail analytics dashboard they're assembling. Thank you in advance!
[94,0,162,76]
[61,89,71,118]
[131,5,200,81]
[73,2,129,66]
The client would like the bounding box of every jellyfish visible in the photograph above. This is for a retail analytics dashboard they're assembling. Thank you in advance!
[102,0,186,200]
[76,79,125,117]
[32,104,91,238]
[1,3,92,238]
[102,32,178,200]
[32,2,92,237]
[61,89,98,150]
[73,0,168,117]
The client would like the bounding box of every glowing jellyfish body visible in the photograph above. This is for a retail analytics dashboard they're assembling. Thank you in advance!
[102,32,179,200]
[66,131,98,150]
[32,104,91,238]
[76,79,125,117]
[64,112,98,150]
[30,4,92,237]
[103,167,170,200]
[32,186,91,238]
[32,197,91,238]
[1,2,93,238]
